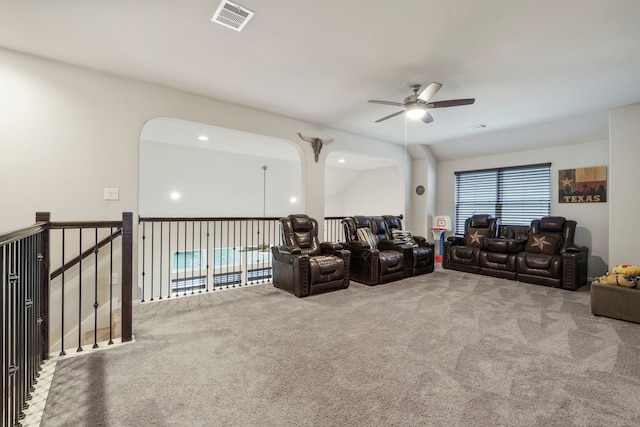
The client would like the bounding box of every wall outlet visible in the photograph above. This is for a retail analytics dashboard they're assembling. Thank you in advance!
[110,273,118,285]
[104,187,120,201]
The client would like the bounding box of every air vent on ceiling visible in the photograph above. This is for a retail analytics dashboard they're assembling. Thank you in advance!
[211,0,254,32]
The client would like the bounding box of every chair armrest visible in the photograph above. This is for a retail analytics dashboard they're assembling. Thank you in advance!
[447,236,464,245]
[378,239,406,249]
[345,240,370,250]
[271,245,302,263]
[563,245,587,254]
[320,242,350,261]
[320,242,343,251]
[481,238,525,254]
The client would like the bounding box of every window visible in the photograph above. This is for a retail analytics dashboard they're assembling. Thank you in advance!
[454,163,551,234]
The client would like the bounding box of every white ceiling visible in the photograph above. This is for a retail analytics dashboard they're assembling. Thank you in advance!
[2,0,640,161]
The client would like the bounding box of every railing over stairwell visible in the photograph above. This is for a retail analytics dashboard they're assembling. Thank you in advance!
[1,218,47,427]
[47,213,133,355]
[137,217,282,301]
[322,215,404,244]
[323,216,346,244]
[2,212,133,427]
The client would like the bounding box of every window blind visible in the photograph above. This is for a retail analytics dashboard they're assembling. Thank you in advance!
[454,163,551,234]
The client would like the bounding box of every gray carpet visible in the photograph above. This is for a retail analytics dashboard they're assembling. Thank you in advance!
[40,267,640,426]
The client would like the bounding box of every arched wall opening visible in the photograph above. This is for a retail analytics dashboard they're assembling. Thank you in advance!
[324,150,405,218]
[139,117,302,217]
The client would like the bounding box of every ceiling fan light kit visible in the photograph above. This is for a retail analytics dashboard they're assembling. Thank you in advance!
[406,105,427,120]
[368,82,475,124]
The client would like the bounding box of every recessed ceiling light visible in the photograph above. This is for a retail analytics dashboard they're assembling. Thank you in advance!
[338,159,346,163]
[198,135,209,141]
[170,192,181,200]
[467,123,488,130]
[289,197,297,204]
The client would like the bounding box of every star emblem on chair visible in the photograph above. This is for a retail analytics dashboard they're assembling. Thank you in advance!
[530,235,552,251]
[470,230,483,245]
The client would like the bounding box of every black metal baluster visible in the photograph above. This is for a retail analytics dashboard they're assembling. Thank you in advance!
[36,231,44,368]
[159,222,163,300]
[141,221,146,302]
[191,220,195,295]
[205,221,210,292]
[225,221,230,289]
[60,230,66,356]
[232,220,237,288]
[243,220,249,286]
[167,222,171,299]
[77,229,83,353]
[212,221,217,291]
[199,221,203,293]
[9,245,20,424]
[150,221,154,301]
[27,235,37,399]
[92,228,99,349]
[183,221,188,296]
[175,221,180,298]
[108,227,114,345]
[1,247,7,427]
[238,220,243,287]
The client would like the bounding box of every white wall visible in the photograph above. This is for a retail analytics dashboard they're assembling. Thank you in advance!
[139,140,301,217]
[609,103,640,267]
[437,139,609,278]
[0,47,412,235]
[324,165,403,217]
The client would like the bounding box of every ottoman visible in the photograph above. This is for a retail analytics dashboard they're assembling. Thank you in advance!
[591,281,640,324]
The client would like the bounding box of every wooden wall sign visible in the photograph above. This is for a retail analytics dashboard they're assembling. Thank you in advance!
[559,166,607,203]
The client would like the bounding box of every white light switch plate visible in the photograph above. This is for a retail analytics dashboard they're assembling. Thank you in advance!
[104,188,119,201]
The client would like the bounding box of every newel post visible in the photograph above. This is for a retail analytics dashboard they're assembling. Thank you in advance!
[121,212,133,342]
[35,212,50,360]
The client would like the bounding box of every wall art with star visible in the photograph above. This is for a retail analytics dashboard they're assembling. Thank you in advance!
[558,166,606,203]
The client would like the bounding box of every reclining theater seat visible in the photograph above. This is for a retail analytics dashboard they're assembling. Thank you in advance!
[271,214,350,297]
[383,215,435,276]
[515,216,588,290]
[341,216,412,285]
[442,214,498,273]
[478,224,530,280]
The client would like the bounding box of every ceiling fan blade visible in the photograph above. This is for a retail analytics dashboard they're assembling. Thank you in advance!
[421,112,434,124]
[368,100,404,106]
[417,82,443,102]
[375,110,405,123]
[426,98,475,108]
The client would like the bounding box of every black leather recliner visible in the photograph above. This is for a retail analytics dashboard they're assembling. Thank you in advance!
[515,216,588,290]
[271,214,350,297]
[442,214,498,273]
[382,215,435,276]
[341,216,412,285]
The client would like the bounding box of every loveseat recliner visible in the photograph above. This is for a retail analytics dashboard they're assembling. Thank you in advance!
[271,214,350,297]
[341,215,412,285]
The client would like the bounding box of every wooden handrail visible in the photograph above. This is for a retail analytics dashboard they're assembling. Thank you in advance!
[0,222,47,246]
[50,228,122,280]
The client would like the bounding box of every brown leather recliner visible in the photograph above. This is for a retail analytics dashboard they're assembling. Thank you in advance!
[382,215,435,276]
[271,214,350,297]
[515,216,588,290]
[442,214,498,273]
[341,216,412,285]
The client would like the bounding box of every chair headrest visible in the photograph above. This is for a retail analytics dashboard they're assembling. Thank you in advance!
[470,215,492,228]
[538,216,566,233]
[289,214,312,231]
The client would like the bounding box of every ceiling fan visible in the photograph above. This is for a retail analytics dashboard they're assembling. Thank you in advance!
[368,83,475,124]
